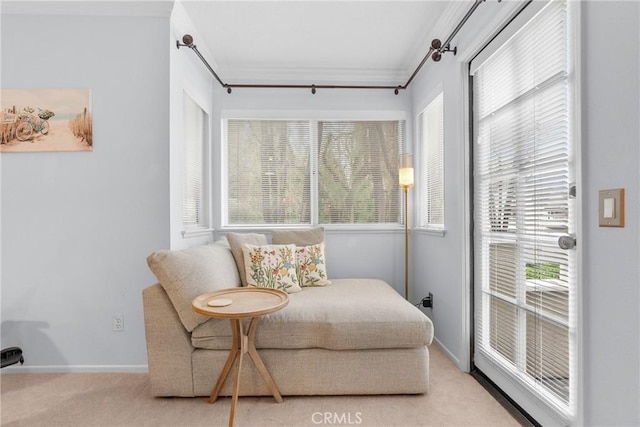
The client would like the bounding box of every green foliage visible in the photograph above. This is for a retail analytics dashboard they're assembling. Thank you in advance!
[526,262,560,280]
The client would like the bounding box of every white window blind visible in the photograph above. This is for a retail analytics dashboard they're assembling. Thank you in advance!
[224,118,405,226]
[418,93,444,229]
[182,94,209,229]
[225,120,311,225]
[318,121,405,224]
[472,0,576,423]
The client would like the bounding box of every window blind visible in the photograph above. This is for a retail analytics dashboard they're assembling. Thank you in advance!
[318,120,405,224]
[472,0,575,422]
[225,120,311,225]
[418,93,444,229]
[182,94,209,229]
[224,118,405,227]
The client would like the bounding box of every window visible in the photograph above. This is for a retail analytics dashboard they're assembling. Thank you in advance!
[225,120,311,225]
[418,92,444,229]
[182,93,210,230]
[223,116,406,227]
[318,121,404,224]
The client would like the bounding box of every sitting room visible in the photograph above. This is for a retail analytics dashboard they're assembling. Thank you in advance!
[1,1,638,426]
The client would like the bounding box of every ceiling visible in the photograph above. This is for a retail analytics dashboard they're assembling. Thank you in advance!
[179,1,472,86]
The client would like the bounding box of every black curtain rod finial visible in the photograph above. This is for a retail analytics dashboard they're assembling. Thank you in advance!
[176,34,195,49]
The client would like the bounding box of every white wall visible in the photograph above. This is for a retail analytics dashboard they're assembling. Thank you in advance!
[169,2,215,250]
[581,2,639,425]
[410,61,467,367]
[0,8,171,370]
[410,1,640,426]
[210,85,413,294]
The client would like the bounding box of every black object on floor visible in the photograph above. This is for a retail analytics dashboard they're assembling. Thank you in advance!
[1,347,24,368]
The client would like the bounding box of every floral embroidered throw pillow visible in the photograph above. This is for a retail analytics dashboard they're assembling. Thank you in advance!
[242,244,302,293]
[296,242,331,287]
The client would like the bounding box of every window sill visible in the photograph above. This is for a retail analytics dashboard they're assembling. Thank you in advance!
[219,224,405,234]
[182,228,215,238]
[415,228,447,237]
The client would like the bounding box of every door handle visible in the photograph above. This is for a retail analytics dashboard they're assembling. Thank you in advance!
[558,235,576,250]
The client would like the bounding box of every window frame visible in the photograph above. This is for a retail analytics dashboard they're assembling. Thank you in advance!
[220,110,407,231]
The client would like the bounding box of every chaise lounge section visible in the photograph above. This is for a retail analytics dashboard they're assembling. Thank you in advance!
[142,235,434,397]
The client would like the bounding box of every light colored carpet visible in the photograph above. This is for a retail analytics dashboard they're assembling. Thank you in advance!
[0,344,522,427]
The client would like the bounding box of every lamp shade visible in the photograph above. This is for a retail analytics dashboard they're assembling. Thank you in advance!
[399,154,414,188]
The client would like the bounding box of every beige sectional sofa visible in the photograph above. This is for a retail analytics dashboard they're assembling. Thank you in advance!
[142,234,434,398]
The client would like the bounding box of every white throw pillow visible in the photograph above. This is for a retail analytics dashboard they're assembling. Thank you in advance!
[242,244,302,293]
[296,242,331,287]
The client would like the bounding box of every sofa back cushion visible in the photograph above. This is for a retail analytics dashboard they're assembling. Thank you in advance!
[226,232,268,286]
[147,241,240,332]
[271,227,324,246]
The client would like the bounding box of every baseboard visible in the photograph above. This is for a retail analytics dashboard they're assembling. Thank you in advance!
[1,365,148,374]
[432,337,463,370]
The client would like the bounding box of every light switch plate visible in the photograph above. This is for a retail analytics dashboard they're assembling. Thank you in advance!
[599,188,624,227]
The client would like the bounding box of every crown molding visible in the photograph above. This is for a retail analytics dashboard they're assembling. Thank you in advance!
[0,1,174,18]
[217,65,408,86]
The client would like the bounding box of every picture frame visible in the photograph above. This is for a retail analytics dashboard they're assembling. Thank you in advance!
[0,88,92,152]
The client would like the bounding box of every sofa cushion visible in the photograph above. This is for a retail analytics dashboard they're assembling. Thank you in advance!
[296,243,331,287]
[191,278,434,350]
[271,227,324,246]
[242,244,302,293]
[226,232,268,286]
[147,241,240,332]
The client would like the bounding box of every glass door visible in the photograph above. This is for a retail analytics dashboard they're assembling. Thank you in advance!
[471,1,579,424]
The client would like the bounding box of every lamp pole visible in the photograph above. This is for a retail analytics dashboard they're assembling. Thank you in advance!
[399,154,414,301]
[403,185,410,300]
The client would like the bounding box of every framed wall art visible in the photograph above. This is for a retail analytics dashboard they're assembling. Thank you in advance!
[0,88,92,152]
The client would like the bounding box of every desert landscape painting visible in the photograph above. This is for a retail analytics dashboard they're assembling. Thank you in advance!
[1,89,92,152]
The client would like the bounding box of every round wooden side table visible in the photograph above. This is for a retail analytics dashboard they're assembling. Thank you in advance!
[192,287,289,427]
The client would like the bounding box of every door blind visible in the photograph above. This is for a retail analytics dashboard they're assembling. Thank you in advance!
[472,0,576,422]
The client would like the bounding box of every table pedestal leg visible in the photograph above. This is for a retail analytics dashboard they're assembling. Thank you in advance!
[208,317,284,427]
[208,319,241,404]
[246,317,283,403]
[229,320,244,427]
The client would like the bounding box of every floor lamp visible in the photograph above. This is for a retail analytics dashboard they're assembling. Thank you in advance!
[399,154,414,300]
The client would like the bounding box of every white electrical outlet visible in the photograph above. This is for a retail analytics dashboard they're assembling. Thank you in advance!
[113,314,124,331]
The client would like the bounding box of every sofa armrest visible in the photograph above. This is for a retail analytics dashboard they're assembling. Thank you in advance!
[142,283,195,397]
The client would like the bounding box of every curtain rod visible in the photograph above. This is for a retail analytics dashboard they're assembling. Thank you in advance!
[177,0,487,95]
